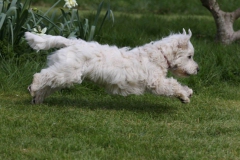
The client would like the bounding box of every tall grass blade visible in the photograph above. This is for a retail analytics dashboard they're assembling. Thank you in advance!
[0,13,6,29]
[109,10,114,24]
[22,0,32,11]
[9,0,17,8]
[88,25,95,41]
[84,19,89,38]
[8,18,13,46]
[60,8,70,31]
[70,9,77,27]
[29,9,36,25]
[13,9,28,44]
[35,13,61,30]
[35,0,61,25]
[93,1,104,26]
[0,0,3,13]
[98,9,114,34]
[48,10,57,33]
[5,6,17,16]
[75,9,83,38]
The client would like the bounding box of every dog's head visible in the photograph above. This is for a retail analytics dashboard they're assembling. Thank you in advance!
[169,29,199,77]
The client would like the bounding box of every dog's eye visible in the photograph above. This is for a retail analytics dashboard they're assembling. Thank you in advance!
[188,56,192,59]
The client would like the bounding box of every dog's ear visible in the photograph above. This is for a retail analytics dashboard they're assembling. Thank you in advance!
[178,29,192,49]
[182,28,186,35]
[187,29,192,38]
[182,28,192,38]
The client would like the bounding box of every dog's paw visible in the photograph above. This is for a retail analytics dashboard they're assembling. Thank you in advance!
[179,96,190,103]
[182,86,193,98]
[177,89,191,103]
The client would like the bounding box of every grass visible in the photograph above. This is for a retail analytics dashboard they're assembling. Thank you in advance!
[1,84,240,159]
[31,0,240,15]
[1,1,240,159]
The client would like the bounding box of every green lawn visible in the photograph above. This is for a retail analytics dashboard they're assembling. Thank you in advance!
[1,84,240,159]
[1,1,240,159]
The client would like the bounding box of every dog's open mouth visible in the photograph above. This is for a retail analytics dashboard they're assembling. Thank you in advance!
[171,68,190,77]
[178,72,190,77]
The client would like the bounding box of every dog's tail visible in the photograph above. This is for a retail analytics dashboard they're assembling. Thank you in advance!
[25,32,82,51]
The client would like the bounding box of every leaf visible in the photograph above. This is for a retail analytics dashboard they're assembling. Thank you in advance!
[29,9,36,25]
[70,9,77,27]
[9,0,17,8]
[0,0,4,13]
[7,18,13,46]
[88,25,95,41]
[98,9,114,35]
[93,1,104,26]
[5,6,17,17]
[13,9,29,44]
[83,18,89,39]
[109,10,114,24]
[60,8,70,31]
[22,0,32,11]
[68,31,77,38]
[75,9,83,38]
[0,13,6,29]
[35,0,61,25]
[35,13,61,30]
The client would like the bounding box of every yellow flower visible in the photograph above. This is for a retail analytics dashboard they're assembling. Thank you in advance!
[63,0,78,9]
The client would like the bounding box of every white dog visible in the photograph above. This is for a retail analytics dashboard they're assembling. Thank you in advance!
[25,29,199,104]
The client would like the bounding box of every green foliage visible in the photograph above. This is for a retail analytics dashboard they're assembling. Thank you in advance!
[0,0,114,50]
[0,0,114,62]
[30,0,240,15]
[25,0,114,40]
[0,0,32,46]
[0,39,14,58]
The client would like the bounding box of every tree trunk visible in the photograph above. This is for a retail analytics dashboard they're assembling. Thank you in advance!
[200,0,240,44]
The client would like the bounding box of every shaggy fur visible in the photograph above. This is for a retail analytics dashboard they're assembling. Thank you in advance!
[25,29,199,104]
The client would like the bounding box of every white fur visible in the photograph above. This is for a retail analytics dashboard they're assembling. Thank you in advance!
[25,29,199,104]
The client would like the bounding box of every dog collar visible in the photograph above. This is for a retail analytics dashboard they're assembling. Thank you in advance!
[163,55,171,69]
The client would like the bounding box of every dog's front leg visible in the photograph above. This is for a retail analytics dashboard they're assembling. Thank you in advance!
[149,77,192,103]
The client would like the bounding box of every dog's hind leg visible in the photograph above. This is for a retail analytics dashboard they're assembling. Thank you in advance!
[28,66,83,104]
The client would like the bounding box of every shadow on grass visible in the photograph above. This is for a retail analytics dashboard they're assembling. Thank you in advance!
[22,91,180,115]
